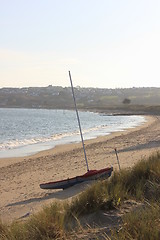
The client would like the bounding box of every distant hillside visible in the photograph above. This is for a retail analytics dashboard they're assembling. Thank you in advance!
[1,86,160,113]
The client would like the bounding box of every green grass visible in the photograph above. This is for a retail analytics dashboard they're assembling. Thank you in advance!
[0,203,66,240]
[66,152,160,220]
[0,152,160,239]
[111,204,160,240]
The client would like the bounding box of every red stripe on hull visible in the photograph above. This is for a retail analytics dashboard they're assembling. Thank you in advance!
[40,167,113,190]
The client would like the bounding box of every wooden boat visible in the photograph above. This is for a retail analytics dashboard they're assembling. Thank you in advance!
[40,71,113,190]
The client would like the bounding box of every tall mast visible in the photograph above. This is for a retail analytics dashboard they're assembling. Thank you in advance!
[69,71,89,172]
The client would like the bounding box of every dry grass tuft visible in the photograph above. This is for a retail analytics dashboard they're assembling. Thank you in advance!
[0,152,160,239]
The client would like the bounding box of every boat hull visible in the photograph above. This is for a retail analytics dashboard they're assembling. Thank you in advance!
[40,167,113,190]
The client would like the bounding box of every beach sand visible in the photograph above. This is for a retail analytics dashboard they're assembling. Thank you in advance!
[0,115,160,223]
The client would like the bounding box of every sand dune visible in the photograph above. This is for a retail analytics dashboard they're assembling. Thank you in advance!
[1,115,160,223]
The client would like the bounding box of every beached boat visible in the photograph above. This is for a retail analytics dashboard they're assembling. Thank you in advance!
[40,167,113,189]
[40,71,113,190]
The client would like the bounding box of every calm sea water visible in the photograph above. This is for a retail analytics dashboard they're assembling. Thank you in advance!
[0,108,146,158]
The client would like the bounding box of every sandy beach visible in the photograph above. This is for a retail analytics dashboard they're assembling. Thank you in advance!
[1,115,160,223]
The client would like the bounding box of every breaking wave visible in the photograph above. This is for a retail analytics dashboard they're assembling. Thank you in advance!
[0,125,108,151]
[0,108,146,157]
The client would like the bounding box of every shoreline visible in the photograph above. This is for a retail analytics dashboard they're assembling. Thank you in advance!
[1,115,160,223]
[0,114,146,161]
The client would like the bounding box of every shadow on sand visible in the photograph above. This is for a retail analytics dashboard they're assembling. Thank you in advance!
[118,140,160,153]
[6,181,93,207]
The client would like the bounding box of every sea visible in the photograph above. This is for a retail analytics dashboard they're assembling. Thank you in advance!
[0,108,146,158]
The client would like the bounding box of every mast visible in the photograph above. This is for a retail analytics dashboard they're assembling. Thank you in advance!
[69,71,89,172]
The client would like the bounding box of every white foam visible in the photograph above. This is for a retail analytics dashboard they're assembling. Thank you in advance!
[0,109,146,158]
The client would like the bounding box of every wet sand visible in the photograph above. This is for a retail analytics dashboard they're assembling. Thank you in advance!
[1,115,160,223]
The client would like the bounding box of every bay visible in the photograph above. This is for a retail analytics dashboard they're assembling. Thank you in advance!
[0,108,145,158]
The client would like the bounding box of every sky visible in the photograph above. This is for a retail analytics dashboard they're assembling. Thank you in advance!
[0,0,160,88]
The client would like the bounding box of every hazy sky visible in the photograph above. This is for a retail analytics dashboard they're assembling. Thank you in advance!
[0,0,160,88]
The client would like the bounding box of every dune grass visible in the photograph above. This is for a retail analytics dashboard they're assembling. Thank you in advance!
[0,203,67,240]
[0,152,160,239]
[66,152,160,220]
[111,203,160,240]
